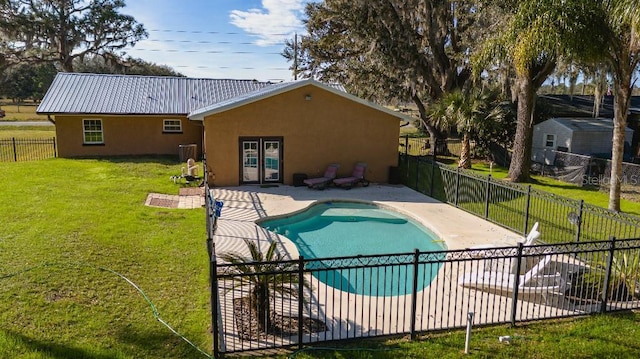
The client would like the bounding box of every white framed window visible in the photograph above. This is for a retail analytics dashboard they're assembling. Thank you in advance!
[544,134,556,148]
[83,119,103,144]
[163,119,182,133]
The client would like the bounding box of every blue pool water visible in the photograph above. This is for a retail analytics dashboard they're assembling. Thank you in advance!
[259,201,446,296]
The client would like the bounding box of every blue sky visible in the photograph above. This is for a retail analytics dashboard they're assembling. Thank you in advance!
[123,0,311,81]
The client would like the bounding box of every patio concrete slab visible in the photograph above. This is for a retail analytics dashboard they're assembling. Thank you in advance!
[210,184,521,259]
[209,184,581,352]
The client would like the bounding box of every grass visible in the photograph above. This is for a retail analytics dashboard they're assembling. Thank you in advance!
[0,157,210,358]
[400,156,640,243]
[275,312,640,358]
[0,101,48,121]
[469,161,640,215]
[1,158,640,358]
[0,125,55,139]
[0,124,57,162]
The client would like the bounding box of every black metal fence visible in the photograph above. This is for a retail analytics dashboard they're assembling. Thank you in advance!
[398,136,468,158]
[203,147,640,356]
[0,137,56,162]
[210,237,640,354]
[399,146,640,244]
[532,147,640,187]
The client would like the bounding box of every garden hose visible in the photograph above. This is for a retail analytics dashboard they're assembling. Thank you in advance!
[0,262,214,359]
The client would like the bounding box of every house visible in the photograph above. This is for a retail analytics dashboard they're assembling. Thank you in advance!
[38,73,405,186]
[187,80,402,186]
[532,117,635,164]
[37,73,274,159]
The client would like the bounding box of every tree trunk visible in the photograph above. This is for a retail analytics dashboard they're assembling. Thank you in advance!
[61,56,74,72]
[508,76,536,182]
[609,71,632,212]
[412,93,440,155]
[57,5,74,73]
[458,132,472,169]
[252,284,271,333]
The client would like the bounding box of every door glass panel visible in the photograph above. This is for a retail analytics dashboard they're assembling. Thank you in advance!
[263,141,280,181]
[242,141,259,182]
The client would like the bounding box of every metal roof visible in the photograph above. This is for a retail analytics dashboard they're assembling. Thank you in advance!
[551,117,622,132]
[37,72,273,115]
[187,78,407,121]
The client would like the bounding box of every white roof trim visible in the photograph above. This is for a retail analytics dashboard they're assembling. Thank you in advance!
[187,79,408,121]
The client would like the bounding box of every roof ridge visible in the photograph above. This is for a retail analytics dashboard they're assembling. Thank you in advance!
[56,72,273,83]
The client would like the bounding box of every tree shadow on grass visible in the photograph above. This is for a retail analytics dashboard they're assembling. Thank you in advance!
[2,329,117,359]
[528,177,602,193]
[115,324,210,358]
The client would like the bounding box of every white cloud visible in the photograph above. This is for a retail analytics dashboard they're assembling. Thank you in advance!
[230,0,306,46]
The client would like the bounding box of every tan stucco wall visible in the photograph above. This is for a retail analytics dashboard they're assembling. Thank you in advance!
[203,85,400,186]
[54,115,203,158]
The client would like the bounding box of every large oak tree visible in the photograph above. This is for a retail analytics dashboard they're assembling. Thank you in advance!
[283,0,494,148]
[0,0,146,72]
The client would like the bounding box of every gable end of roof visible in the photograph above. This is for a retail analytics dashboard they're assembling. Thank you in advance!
[187,79,408,121]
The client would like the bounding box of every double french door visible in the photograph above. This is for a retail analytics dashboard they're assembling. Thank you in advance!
[240,137,283,184]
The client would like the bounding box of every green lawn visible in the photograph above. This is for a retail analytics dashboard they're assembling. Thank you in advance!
[469,161,640,215]
[279,312,640,359]
[400,156,640,243]
[0,101,49,121]
[0,158,211,358]
[0,125,55,139]
[0,127,57,162]
[2,158,640,358]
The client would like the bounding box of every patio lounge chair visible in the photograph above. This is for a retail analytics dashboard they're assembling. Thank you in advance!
[303,163,340,189]
[459,254,566,303]
[469,222,540,250]
[171,158,203,186]
[333,162,370,189]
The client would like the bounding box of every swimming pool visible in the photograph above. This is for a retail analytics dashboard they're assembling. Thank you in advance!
[259,201,446,296]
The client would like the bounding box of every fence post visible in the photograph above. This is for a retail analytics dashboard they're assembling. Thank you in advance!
[12,137,17,162]
[298,256,305,349]
[415,157,420,191]
[52,137,57,158]
[600,236,616,314]
[454,167,460,207]
[432,139,437,163]
[404,135,409,156]
[574,200,584,242]
[484,175,492,219]
[429,144,437,197]
[524,185,531,236]
[510,242,524,327]
[410,248,420,340]
[208,239,221,358]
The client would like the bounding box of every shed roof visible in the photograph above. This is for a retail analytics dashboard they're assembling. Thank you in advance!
[36,72,272,115]
[547,117,624,132]
[187,78,407,121]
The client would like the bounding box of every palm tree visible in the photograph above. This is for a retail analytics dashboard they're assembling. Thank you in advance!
[429,88,503,169]
[220,239,309,333]
[597,0,640,211]
[474,0,607,182]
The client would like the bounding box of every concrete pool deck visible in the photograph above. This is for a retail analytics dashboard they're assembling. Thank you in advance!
[210,184,523,259]
[210,184,579,351]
